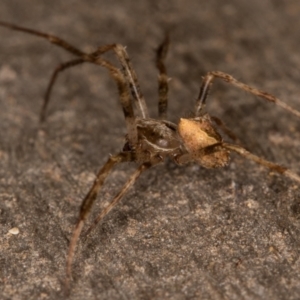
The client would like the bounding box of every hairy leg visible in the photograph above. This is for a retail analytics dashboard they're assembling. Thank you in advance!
[0,21,149,118]
[156,35,169,119]
[223,142,300,183]
[113,45,149,118]
[195,71,300,118]
[0,21,142,140]
[65,152,135,293]
[210,115,240,143]
[40,58,84,121]
[84,162,152,238]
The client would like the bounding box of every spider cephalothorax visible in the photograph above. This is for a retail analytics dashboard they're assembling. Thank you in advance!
[1,21,300,294]
[133,118,181,163]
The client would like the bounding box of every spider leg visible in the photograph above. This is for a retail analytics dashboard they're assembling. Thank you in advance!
[156,35,170,119]
[113,45,149,118]
[83,162,152,238]
[98,56,138,144]
[56,48,139,144]
[65,152,135,293]
[210,115,240,143]
[40,45,119,122]
[195,71,300,118]
[222,142,300,183]
[38,44,148,120]
[178,141,300,184]
[0,21,145,127]
[40,58,84,122]
[0,21,86,57]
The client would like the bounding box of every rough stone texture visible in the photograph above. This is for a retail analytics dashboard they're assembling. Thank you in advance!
[1,1,300,299]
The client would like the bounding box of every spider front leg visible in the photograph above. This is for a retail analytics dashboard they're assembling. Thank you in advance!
[65,152,135,293]
[42,44,145,125]
[0,21,148,121]
[195,71,300,118]
[40,45,118,122]
[83,162,153,238]
[113,45,149,118]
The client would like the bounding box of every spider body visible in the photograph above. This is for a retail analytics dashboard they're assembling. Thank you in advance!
[125,113,229,168]
[131,118,181,163]
[1,21,300,294]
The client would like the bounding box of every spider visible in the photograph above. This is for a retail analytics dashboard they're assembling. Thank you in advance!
[1,21,300,293]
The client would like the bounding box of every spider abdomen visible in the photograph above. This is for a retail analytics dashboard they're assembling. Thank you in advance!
[178,117,230,168]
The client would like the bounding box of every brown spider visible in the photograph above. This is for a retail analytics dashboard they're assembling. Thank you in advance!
[1,21,300,293]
